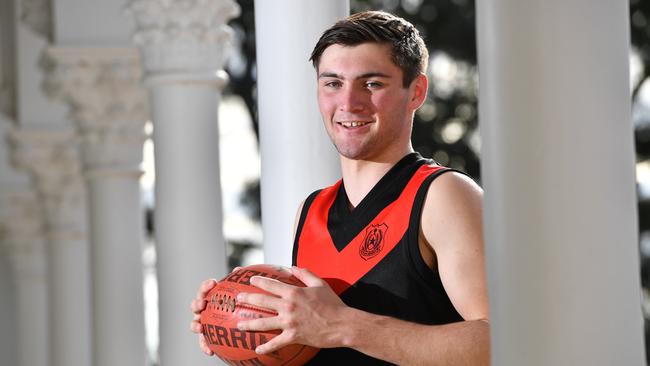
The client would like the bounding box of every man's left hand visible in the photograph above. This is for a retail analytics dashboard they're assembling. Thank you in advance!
[236,266,349,354]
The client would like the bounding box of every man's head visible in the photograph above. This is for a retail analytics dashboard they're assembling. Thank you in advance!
[310,11,428,88]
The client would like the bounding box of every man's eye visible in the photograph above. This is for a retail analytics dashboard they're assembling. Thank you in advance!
[366,81,383,88]
[324,81,342,88]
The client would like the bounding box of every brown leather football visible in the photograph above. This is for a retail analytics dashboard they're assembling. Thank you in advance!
[200,264,319,365]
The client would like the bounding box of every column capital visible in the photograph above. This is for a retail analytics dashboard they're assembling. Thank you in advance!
[9,127,87,240]
[0,185,47,279]
[41,47,148,177]
[124,0,240,84]
[0,184,45,245]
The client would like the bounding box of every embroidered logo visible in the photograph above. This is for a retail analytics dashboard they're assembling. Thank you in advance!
[359,223,388,261]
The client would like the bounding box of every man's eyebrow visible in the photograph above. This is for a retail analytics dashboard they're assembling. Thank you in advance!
[318,72,341,79]
[318,72,393,79]
[358,72,392,79]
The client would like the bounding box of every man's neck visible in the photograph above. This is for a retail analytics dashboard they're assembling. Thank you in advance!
[340,147,414,208]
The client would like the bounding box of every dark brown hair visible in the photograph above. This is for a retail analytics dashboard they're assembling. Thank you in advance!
[309,11,428,87]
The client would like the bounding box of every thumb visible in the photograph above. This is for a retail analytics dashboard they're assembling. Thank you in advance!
[291,266,326,287]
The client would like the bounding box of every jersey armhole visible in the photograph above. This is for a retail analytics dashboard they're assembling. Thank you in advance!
[292,189,322,266]
[405,168,471,288]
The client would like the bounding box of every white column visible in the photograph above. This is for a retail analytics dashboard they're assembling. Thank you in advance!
[10,128,92,366]
[0,116,49,366]
[0,186,49,366]
[125,1,239,364]
[477,1,646,365]
[255,0,346,266]
[42,46,148,366]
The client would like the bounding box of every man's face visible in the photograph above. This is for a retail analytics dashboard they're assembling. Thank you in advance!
[316,43,419,162]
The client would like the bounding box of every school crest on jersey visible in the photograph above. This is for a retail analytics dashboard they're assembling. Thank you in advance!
[359,223,388,261]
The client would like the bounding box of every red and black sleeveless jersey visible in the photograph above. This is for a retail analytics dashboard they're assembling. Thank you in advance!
[292,153,464,365]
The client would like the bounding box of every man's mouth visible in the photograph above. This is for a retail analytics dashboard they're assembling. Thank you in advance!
[337,121,372,128]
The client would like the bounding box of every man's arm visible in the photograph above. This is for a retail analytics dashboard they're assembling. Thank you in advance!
[237,171,490,365]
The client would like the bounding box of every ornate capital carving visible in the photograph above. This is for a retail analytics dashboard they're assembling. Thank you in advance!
[20,0,52,40]
[9,127,87,239]
[0,185,47,279]
[124,0,240,77]
[41,47,148,175]
[0,185,44,244]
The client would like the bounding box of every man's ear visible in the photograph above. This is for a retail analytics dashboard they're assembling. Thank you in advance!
[408,73,429,111]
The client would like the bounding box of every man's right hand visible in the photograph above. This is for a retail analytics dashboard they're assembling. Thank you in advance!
[189,278,218,356]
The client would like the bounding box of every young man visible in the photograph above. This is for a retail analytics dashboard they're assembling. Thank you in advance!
[191,11,489,365]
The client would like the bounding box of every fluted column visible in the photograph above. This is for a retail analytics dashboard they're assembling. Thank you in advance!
[0,185,48,366]
[255,0,345,265]
[42,46,148,366]
[9,128,91,366]
[477,1,645,364]
[125,1,239,364]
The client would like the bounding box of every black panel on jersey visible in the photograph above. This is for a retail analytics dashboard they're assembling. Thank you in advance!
[306,347,394,365]
[327,153,431,252]
[406,168,465,289]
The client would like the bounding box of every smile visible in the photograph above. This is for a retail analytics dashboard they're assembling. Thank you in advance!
[337,121,372,128]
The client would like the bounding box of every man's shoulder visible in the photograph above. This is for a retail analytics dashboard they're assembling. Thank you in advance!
[422,170,483,214]
[420,169,484,257]
[425,166,478,189]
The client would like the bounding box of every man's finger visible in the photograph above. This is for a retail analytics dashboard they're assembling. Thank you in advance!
[237,315,283,332]
[191,298,207,313]
[190,319,203,334]
[249,276,291,296]
[196,279,217,298]
[237,292,283,312]
[198,334,214,356]
[291,266,326,287]
[255,331,292,355]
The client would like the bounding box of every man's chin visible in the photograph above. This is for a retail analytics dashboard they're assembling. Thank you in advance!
[337,148,372,161]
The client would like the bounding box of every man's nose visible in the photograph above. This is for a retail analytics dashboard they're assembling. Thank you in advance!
[339,86,366,113]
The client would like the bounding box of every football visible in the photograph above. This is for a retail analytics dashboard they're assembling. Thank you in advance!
[200,264,319,365]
